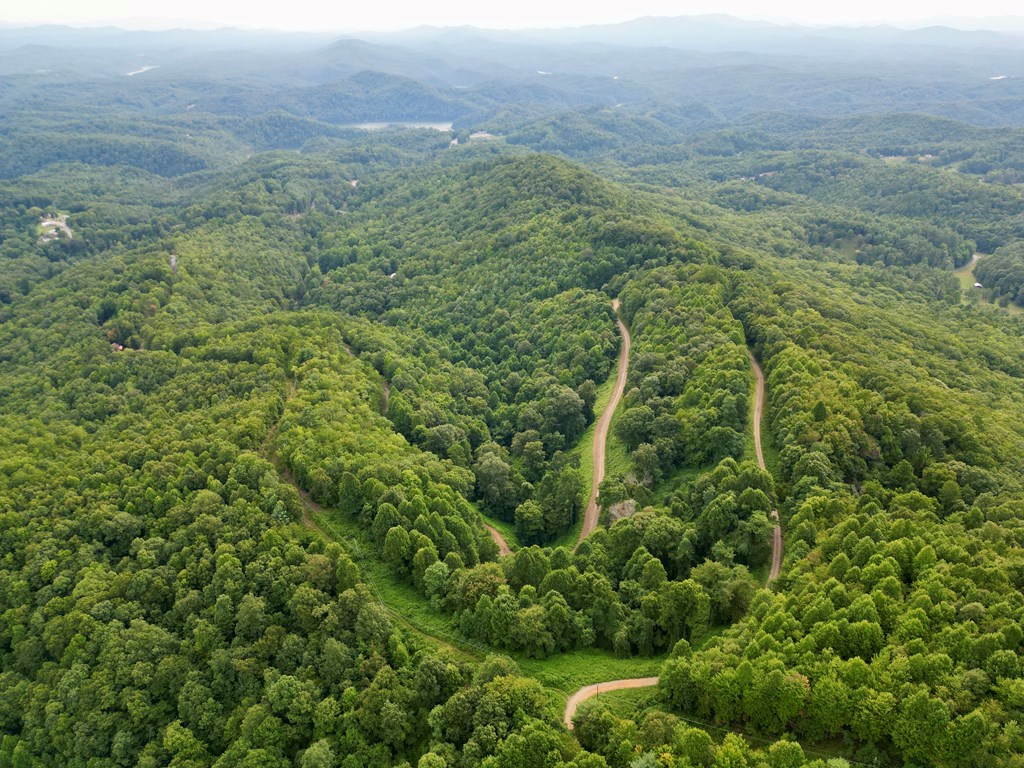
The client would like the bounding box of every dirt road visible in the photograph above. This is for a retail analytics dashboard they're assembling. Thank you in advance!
[484,523,512,556]
[748,349,783,581]
[563,676,659,729]
[481,300,630,557]
[577,299,631,547]
[954,252,982,274]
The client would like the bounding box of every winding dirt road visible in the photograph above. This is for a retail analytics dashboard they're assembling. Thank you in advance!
[563,677,659,730]
[577,299,631,547]
[562,354,783,733]
[748,349,783,582]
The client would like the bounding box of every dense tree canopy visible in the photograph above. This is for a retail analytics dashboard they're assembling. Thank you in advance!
[4,25,1024,768]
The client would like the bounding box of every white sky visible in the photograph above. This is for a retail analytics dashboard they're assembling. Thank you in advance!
[1,0,1022,31]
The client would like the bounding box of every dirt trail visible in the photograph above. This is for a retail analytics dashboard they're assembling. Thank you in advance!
[337,341,510,557]
[564,677,659,729]
[769,524,783,581]
[263,373,485,662]
[954,252,982,274]
[748,349,783,582]
[261,378,330,535]
[484,523,512,556]
[577,299,631,547]
[560,352,782,732]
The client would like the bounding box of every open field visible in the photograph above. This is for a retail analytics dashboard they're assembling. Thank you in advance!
[955,254,1024,316]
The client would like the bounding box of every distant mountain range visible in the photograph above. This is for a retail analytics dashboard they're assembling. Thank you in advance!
[2,14,1024,54]
[2,14,1023,129]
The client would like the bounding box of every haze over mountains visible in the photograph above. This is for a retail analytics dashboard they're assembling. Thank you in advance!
[4,13,1024,58]
[1,13,1023,132]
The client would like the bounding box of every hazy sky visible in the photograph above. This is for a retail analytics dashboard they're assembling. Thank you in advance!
[2,0,1022,30]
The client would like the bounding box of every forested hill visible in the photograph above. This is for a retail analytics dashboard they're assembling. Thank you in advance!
[3,20,1024,768]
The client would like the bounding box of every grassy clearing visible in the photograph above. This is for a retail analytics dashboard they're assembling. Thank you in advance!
[572,370,618,500]
[833,235,863,260]
[759,424,781,480]
[587,685,667,719]
[312,511,487,662]
[306,498,789,747]
[747,561,770,583]
[312,510,665,696]
[549,516,585,551]
[518,648,663,696]
[691,622,729,649]
[534,625,726,709]
[955,254,1024,316]
[604,408,631,479]
[954,256,980,291]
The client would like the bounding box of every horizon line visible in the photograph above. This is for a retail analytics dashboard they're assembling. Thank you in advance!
[2,12,1024,36]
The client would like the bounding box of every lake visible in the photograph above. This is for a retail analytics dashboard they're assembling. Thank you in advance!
[346,121,453,131]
